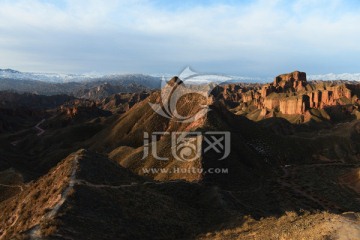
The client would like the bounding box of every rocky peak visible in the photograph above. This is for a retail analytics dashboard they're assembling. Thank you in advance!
[274,71,307,84]
[273,71,307,92]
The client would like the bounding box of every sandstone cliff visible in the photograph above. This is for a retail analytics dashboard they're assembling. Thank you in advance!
[212,71,360,123]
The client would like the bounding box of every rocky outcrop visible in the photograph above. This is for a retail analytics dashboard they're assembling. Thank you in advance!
[261,85,275,98]
[307,90,322,108]
[260,71,307,98]
[58,99,111,120]
[74,83,149,100]
[264,96,280,110]
[258,72,358,119]
[274,71,306,92]
[213,71,360,123]
[279,95,307,115]
[305,84,352,108]
[99,92,150,113]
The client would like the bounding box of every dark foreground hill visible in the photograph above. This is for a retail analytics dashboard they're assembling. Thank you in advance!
[0,149,243,239]
[1,150,360,239]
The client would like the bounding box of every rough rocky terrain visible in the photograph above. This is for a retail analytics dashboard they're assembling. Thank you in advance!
[0,72,359,239]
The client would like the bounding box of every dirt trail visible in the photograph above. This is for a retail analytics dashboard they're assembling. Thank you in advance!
[0,183,23,192]
[10,119,46,147]
[1,154,79,239]
[34,119,45,136]
[26,155,185,238]
[29,155,79,239]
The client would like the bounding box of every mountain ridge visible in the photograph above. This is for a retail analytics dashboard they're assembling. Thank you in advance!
[0,70,359,239]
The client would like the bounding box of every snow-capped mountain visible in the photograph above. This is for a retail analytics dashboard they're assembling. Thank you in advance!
[308,73,360,81]
[152,67,269,84]
[0,68,162,95]
[0,68,99,83]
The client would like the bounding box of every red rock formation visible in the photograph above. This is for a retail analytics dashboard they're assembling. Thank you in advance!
[327,85,351,100]
[279,96,306,115]
[261,85,274,97]
[273,71,307,92]
[242,91,254,103]
[274,71,306,85]
[307,91,321,108]
[264,97,280,110]
[212,71,359,123]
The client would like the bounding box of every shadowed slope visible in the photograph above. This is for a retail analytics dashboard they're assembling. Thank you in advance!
[0,149,242,239]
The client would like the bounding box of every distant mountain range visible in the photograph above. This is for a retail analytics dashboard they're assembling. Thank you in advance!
[0,68,98,83]
[2,68,360,84]
[0,69,162,97]
[0,68,266,97]
[0,68,268,84]
[1,68,360,98]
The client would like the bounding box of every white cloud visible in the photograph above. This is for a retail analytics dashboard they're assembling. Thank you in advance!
[0,0,360,76]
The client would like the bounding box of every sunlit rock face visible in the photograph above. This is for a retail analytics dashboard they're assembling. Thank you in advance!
[212,70,359,123]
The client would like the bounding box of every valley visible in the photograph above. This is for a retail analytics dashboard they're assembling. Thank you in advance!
[0,71,359,239]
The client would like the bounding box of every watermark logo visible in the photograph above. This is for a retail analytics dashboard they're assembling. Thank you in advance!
[172,132,202,162]
[142,131,230,162]
[143,67,232,163]
[203,131,230,160]
[149,67,231,123]
[141,167,229,175]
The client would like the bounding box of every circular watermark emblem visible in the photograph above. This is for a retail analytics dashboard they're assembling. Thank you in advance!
[149,67,231,123]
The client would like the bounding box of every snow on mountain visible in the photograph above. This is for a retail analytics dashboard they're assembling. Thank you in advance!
[151,67,268,84]
[308,73,360,81]
[0,69,100,83]
[7,68,360,85]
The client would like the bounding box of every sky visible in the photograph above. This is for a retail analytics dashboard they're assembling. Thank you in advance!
[1,0,360,78]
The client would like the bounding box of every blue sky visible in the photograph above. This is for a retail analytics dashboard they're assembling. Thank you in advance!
[1,0,360,78]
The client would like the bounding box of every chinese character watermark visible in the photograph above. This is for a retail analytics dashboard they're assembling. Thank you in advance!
[142,131,230,162]
[143,67,232,162]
